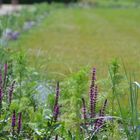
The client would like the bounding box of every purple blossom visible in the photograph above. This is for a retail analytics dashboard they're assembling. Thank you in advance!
[0,66,4,108]
[0,69,2,88]
[12,31,20,40]
[89,68,97,118]
[53,82,61,121]
[54,82,60,110]
[9,81,15,104]
[94,99,107,131]
[53,105,59,121]
[12,110,16,128]
[90,87,94,118]
[90,85,98,118]
[94,110,102,131]
[4,63,8,75]
[101,99,107,117]
[92,86,98,118]
[82,98,87,120]
[91,68,96,88]
[2,29,20,41]
[0,87,3,108]
[17,112,22,134]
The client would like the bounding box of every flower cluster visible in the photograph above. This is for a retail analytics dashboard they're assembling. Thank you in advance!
[2,28,20,40]
[94,99,107,131]
[81,68,107,133]
[0,64,15,109]
[53,82,60,121]
[11,110,22,134]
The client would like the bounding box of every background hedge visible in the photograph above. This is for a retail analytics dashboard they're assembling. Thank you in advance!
[4,0,78,4]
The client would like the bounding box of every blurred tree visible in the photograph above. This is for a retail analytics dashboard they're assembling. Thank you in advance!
[47,0,52,4]
[0,0,2,7]
[11,0,18,5]
[64,0,70,4]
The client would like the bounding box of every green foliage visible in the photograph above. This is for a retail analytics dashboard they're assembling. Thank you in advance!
[0,48,11,63]
[109,59,123,116]
[108,60,140,139]
[0,50,63,139]
[60,67,89,130]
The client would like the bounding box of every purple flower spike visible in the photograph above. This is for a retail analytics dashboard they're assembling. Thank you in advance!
[4,63,8,77]
[9,81,16,104]
[90,68,97,118]
[82,98,87,120]
[54,82,60,110]
[12,31,20,40]
[89,68,96,97]
[17,112,22,134]
[93,86,98,117]
[90,88,94,118]
[101,99,107,117]
[53,82,60,122]
[94,99,107,131]
[91,68,96,88]
[53,105,59,121]
[0,87,3,108]
[0,69,2,88]
[94,109,102,131]
[12,110,16,128]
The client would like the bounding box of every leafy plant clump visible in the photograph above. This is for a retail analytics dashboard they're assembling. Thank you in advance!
[80,68,108,139]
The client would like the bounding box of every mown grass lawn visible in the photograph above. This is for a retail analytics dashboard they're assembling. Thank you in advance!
[12,5,140,80]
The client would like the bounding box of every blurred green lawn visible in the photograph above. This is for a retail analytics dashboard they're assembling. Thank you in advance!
[12,6,140,80]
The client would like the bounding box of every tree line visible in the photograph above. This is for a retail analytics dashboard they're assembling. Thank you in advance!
[1,0,78,4]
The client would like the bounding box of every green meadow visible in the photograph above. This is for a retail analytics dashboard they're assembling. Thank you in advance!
[11,6,140,80]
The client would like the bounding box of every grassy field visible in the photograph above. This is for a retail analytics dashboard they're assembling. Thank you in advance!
[12,5,140,80]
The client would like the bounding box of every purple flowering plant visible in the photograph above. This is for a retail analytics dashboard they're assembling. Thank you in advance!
[0,63,19,138]
[80,68,108,138]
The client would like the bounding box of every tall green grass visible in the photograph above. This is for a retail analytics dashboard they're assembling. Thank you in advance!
[10,5,140,80]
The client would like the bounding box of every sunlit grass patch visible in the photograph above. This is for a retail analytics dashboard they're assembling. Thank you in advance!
[11,6,140,80]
